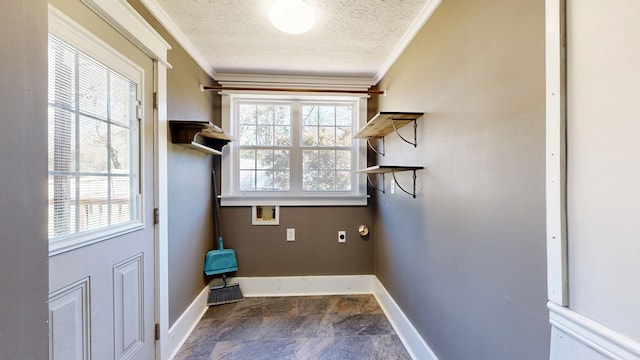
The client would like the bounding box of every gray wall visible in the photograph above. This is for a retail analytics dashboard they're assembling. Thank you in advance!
[0,0,49,359]
[373,0,549,359]
[220,206,374,276]
[130,1,221,326]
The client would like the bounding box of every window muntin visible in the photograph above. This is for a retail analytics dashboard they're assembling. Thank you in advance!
[47,34,141,241]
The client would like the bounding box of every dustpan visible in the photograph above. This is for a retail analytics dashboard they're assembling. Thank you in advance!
[204,236,238,275]
[203,169,238,275]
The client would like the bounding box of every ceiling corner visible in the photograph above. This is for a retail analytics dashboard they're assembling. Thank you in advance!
[373,0,443,84]
[139,0,216,78]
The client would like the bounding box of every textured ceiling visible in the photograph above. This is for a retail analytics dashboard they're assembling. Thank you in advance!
[145,0,438,80]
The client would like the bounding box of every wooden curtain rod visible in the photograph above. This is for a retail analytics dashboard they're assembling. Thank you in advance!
[200,85,385,95]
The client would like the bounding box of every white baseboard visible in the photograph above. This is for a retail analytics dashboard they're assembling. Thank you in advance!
[372,279,439,360]
[549,302,640,360]
[166,275,438,360]
[230,275,375,297]
[167,285,209,360]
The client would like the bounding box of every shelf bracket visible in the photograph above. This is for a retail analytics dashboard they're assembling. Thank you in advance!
[365,173,385,194]
[391,170,418,198]
[357,166,423,198]
[391,118,418,147]
[366,137,385,156]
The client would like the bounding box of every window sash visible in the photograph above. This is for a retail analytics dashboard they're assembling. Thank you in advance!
[47,33,142,245]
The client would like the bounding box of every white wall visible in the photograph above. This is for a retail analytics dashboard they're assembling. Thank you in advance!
[551,0,640,358]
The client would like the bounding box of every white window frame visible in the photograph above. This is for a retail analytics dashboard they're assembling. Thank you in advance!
[220,92,368,206]
[48,8,146,255]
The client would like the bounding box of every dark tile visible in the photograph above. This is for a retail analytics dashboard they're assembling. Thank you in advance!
[329,295,383,315]
[173,295,411,360]
[212,317,264,341]
[297,297,335,316]
[295,336,376,360]
[202,302,238,320]
[232,297,298,318]
[172,341,217,360]
[209,339,296,360]
[331,314,394,336]
[184,316,264,345]
[371,335,413,360]
[259,315,333,339]
[184,319,220,345]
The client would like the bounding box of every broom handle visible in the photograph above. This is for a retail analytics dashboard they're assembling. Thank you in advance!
[212,169,223,250]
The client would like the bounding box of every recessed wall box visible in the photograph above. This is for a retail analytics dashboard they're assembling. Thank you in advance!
[252,205,280,225]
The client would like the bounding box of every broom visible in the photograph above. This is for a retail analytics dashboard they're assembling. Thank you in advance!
[204,169,243,306]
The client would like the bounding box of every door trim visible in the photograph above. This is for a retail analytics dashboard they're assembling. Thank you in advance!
[545,0,568,307]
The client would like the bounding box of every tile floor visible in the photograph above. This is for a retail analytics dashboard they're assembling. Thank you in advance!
[174,294,412,360]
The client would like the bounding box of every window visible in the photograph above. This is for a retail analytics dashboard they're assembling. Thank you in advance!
[221,95,367,206]
[47,34,142,248]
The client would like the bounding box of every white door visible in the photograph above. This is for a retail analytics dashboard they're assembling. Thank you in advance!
[47,8,156,360]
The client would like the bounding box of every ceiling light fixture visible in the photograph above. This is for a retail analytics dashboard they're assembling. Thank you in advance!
[269,0,315,35]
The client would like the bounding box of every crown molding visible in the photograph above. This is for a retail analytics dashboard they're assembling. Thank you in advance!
[140,0,215,77]
[374,0,442,83]
[213,73,376,91]
[137,0,442,85]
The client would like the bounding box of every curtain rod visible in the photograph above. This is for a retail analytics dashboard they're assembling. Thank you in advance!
[200,84,385,95]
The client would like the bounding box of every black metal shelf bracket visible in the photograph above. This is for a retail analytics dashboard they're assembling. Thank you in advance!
[365,173,385,194]
[363,169,420,198]
[366,137,385,156]
[391,169,418,198]
[391,118,418,147]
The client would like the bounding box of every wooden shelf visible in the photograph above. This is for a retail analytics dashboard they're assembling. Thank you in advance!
[356,165,424,174]
[354,113,425,198]
[357,165,424,198]
[169,120,233,155]
[354,112,423,155]
[354,112,423,139]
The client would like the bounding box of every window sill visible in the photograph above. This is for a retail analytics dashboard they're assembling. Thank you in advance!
[219,194,369,207]
[49,222,144,256]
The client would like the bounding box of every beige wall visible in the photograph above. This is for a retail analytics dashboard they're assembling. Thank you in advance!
[0,0,49,359]
[373,0,549,358]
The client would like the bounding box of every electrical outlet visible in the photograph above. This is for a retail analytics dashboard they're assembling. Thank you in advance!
[287,228,295,241]
[338,230,346,243]
[390,180,396,194]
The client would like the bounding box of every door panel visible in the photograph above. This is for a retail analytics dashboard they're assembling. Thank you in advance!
[49,278,91,360]
[48,2,156,359]
[113,254,145,359]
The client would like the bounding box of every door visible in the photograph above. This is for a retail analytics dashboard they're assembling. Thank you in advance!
[47,4,156,359]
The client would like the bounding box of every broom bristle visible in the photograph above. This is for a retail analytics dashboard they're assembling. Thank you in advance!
[207,283,244,306]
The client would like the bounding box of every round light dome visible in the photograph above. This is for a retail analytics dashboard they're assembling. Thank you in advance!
[269,0,315,34]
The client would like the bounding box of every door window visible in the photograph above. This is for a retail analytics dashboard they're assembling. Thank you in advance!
[48,34,142,252]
